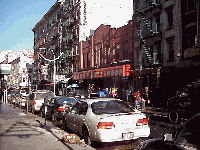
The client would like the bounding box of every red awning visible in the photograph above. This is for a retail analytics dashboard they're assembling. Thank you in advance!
[72,64,131,80]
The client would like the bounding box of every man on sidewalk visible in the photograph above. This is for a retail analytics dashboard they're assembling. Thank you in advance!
[134,91,141,110]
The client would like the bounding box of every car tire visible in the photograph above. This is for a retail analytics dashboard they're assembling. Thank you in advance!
[83,129,92,146]
[62,118,67,131]
[169,110,179,123]
[51,112,56,122]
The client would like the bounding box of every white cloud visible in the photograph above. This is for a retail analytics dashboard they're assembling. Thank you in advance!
[81,0,133,39]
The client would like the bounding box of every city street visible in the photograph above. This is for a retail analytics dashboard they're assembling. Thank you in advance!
[0,102,178,150]
[0,103,95,150]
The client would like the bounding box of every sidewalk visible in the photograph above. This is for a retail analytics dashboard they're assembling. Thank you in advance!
[0,103,95,150]
[128,102,169,117]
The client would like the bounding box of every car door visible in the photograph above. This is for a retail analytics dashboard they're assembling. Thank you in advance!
[65,102,80,132]
[47,98,55,117]
[74,102,88,135]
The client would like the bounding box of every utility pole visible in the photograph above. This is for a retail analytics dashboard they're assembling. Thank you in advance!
[54,55,56,95]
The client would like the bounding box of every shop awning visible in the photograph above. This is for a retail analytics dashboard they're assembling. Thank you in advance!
[72,64,131,80]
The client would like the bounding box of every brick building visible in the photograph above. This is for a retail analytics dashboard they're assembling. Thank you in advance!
[32,0,64,92]
[133,0,200,106]
[72,21,133,100]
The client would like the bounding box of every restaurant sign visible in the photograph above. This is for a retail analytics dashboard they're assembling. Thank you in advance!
[73,64,131,80]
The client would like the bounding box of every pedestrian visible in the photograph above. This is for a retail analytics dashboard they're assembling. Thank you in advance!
[134,91,141,109]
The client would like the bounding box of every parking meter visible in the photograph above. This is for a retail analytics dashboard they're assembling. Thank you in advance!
[26,99,28,114]
[44,96,49,126]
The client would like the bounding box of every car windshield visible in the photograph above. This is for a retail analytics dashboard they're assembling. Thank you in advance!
[9,90,20,95]
[36,92,55,100]
[91,100,134,114]
[57,97,77,105]
[76,90,87,95]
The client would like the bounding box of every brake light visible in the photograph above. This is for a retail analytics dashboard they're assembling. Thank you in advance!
[57,106,66,111]
[97,122,115,129]
[33,101,36,105]
[136,118,148,126]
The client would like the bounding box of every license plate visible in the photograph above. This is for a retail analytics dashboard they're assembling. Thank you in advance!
[122,132,134,140]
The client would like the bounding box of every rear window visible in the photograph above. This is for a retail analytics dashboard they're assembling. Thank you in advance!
[9,90,20,95]
[91,100,134,114]
[67,92,75,97]
[35,92,55,100]
[57,97,77,105]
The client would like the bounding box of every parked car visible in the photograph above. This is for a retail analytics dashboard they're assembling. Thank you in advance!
[40,96,77,121]
[26,90,55,113]
[18,95,27,108]
[62,98,150,145]
[138,113,200,150]
[66,89,88,99]
[8,90,20,104]
[167,81,200,123]
[12,94,21,106]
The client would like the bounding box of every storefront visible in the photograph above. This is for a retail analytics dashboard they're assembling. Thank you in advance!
[72,63,131,100]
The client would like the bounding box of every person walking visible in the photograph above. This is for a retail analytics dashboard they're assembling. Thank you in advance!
[134,91,141,110]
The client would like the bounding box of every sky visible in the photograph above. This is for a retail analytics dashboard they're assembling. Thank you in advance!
[0,0,133,52]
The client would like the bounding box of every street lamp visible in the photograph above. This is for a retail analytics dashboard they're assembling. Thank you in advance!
[38,48,63,95]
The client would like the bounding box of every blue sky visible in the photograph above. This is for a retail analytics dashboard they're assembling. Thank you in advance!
[0,0,133,52]
[0,0,58,51]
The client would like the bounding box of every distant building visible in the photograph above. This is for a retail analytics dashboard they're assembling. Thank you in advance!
[7,49,34,89]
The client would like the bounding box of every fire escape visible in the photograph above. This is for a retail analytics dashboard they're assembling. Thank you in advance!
[62,0,79,77]
[136,0,162,66]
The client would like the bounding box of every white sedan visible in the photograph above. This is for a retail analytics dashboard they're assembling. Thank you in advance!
[62,98,150,145]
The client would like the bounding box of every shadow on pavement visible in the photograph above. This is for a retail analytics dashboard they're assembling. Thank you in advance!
[0,121,44,138]
[36,119,74,150]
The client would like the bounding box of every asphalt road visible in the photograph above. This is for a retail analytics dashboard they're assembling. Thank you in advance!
[0,103,95,150]
[0,103,179,150]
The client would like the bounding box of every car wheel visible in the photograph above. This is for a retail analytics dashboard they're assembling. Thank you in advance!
[62,117,67,131]
[83,129,92,146]
[51,112,56,122]
[169,110,179,123]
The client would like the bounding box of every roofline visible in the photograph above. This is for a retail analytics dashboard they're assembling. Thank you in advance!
[32,0,63,32]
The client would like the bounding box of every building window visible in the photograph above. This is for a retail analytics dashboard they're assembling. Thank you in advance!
[100,47,103,65]
[106,46,110,64]
[94,48,96,66]
[187,0,196,13]
[83,53,86,68]
[166,6,173,30]
[166,37,174,62]
[123,41,129,60]
[87,52,90,68]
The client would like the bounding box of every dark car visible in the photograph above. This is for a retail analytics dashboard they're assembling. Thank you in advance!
[66,89,88,99]
[138,113,200,150]
[40,96,77,121]
[167,81,200,123]
[8,90,20,104]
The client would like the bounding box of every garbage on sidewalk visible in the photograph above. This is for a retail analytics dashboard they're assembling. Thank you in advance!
[62,134,83,144]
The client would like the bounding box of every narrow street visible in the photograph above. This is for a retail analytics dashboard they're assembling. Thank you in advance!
[0,102,179,150]
[0,103,95,150]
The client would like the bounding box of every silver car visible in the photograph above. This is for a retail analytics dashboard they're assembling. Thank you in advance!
[62,98,150,145]
[26,90,55,113]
